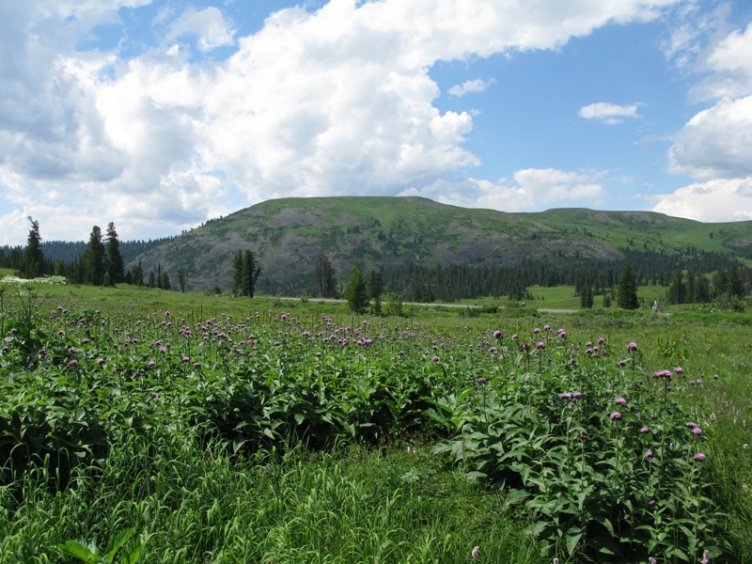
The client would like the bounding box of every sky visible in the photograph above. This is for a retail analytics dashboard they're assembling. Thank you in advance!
[1,0,752,245]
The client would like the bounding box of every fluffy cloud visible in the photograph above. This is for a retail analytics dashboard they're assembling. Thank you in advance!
[0,0,685,243]
[667,95,752,179]
[652,178,752,222]
[656,19,752,222]
[448,79,493,97]
[166,7,235,52]
[401,168,604,212]
[578,102,640,124]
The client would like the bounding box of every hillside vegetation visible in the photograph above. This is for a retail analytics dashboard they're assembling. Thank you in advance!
[132,197,752,296]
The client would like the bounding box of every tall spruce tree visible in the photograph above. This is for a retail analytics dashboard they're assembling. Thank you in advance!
[83,226,106,285]
[232,250,261,297]
[314,254,337,298]
[344,266,369,314]
[20,217,45,279]
[232,250,243,295]
[617,263,639,310]
[242,250,261,298]
[105,222,125,285]
[177,267,187,292]
[580,285,594,309]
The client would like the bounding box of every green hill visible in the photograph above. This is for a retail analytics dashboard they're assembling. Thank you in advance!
[133,197,752,295]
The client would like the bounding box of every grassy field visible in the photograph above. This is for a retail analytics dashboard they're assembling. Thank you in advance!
[1,279,751,563]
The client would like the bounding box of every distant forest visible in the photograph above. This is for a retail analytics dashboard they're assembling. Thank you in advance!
[293,247,750,305]
[2,223,750,306]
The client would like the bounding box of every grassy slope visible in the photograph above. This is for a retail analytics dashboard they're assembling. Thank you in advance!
[135,197,752,294]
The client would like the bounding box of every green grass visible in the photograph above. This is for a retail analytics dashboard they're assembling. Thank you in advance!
[2,281,752,562]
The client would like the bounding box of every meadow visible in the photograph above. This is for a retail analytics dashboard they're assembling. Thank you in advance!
[1,279,751,563]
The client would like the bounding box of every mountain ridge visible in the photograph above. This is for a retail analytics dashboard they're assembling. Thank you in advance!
[128,196,752,295]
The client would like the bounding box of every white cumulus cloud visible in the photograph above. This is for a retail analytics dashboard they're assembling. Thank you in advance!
[579,102,640,124]
[448,79,493,97]
[0,0,687,243]
[652,178,752,222]
[166,7,235,52]
[400,168,604,212]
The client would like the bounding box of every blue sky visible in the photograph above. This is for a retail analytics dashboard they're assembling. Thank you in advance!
[1,0,751,245]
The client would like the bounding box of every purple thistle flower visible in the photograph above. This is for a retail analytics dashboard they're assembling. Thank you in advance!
[533,327,541,334]
[493,330,502,339]
[615,397,627,406]
[627,341,637,351]
[618,359,627,367]
[692,427,703,435]
[147,360,155,368]
[67,359,78,367]
[432,355,440,362]
[560,392,572,400]
[645,449,653,458]
[543,324,551,331]
[536,341,545,349]
[572,391,582,399]
[97,358,104,365]
[694,452,706,461]
[471,546,480,560]
[478,377,488,384]
[610,411,622,420]
[598,337,605,344]
[674,366,684,374]
[640,426,650,434]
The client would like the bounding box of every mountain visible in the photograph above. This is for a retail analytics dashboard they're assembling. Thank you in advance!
[132,197,752,295]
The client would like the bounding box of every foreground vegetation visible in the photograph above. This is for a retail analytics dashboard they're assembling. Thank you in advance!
[1,280,751,562]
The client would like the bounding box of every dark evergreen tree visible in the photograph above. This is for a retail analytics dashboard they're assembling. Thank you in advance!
[617,263,639,310]
[129,259,144,287]
[727,262,745,298]
[148,270,156,288]
[667,271,685,305]
[344,266,369,314]
[177,267,187,292]
[20,217,45,279]
[105,222,125,285]
[580,285,594,309]
[241,250,261,297]
[366,267,385,300]
[160,271,171,290]
[82,226,106,285]
[314,254,337,298]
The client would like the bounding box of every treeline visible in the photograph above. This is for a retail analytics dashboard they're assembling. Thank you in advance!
[301,247,749,304]
[0,237,174,268]
[0,219,185,291]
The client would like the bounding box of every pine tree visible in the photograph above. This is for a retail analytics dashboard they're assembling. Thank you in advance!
[177,268,187,292]
[242,250,261,298]
[105,222,125,285]
[617,263,639,310]
[160,271,171,290]
[344,266,369,314]
[314,254,337,298]
[83,226,106,285]
[580,285,594,309]
[232,250,243,295]
[667,271,685,304]
[20,217,45,279]
[130,259,144,287]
